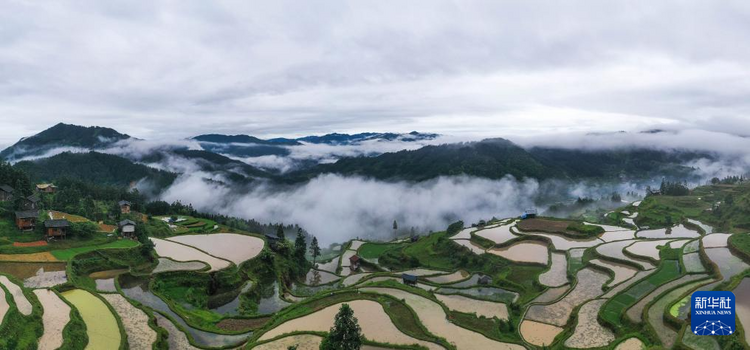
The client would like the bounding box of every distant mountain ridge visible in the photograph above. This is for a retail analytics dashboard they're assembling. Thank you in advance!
[0,123,130,162]
[192,131,438,146]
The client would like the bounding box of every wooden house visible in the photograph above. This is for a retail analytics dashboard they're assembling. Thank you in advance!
[0,185,13,201]
[15,210,38,230]
[21,194,41,210]
[410,235,419,243]
[119,200,131,214]
[36,184,57,193]
[119,219,136,238]
[349,255,361,270]
[402,273,418,286]
[44,219,70,239]
[521,208,537,220]
[265,233,281,250]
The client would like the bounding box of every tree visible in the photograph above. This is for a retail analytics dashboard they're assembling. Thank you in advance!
[294,228,307,261]
[321,303,363,350]
[276,224,285,241]
[392,220,398,231]
[309,236,321,264]
[70,221,98,238]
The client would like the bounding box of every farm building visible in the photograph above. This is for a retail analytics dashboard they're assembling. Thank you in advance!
[478,275,492,285]
[15,210,38,230]
[402,273,418,286]
[349,255,361,270]
[44,219,70,239]
[0,184,14,201]
[36,183,57,193]
[265,233,281,250]
[118,200,131,214]
[119,219,136,238]
[21,194,41,210]
[521,208,538,219]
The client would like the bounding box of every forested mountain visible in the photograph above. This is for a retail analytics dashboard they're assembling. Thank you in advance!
[0,123,130,161]
[193,134,301,146]
[14,151,177,188]
[294,138,706,182]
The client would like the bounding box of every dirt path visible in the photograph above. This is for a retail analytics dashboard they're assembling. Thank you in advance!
[101,294,157,350]
[34,289,70,350]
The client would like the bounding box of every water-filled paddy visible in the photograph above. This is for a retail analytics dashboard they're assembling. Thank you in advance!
[315,258,339,273]
[596,240,655,270]
[102,293,157,350]
[152,258,207,274]
[668,240,689,249]
[702,233,731,248]
[444,274,481,288]
[636,224,700,239]
[626,274,708,323]
[526,268,609,326]
[539,253,568,287]
[90,269,128,292]
[624,239,673,261]
[349,240,366,250]
[683,240,700,253]
[520,320,563,347]
[153,313,198,350]
[436,286,519,304]
[119,274,252,347]
[734,278,750,345]
[167,233,264,265]
[151,238,231,271]
[564,299,614,348]
[0,262,67,288]
[475,224,518,245]
[588,258,638,287]
[585,222,631,232]
[687,218,713,234]
[647,279,709,348]
[425,270,469,284]
[531,285,569,304]
[398,268,449,276]
[304,269,339,285]
[599,230,636,242]
[704,248,748,281]
[260,300,441,349]
[615,337,645,350]
[602,270,652,298]
[254,334,322,350]
[0,275,32,315]
[451,227,476,240]
[61,289,121,350]
[342,273,370,286]
[362,287,524,350]
[452,239,486,254]
[488,241,548,265]
[682,253,706,273]
[0,288,7,330]
[34,289,70,350]
[435,293,508,320]
[522,232,602,251]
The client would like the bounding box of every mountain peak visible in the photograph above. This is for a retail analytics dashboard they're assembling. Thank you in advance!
[0,123,130,162]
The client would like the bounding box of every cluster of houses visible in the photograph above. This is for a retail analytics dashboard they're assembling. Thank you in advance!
[1,183,137,241]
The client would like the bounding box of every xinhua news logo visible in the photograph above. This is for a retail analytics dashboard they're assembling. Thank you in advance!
[691,291,735,336]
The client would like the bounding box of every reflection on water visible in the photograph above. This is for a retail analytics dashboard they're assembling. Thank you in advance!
[118,274,251,348]
[208,281,253,316]
[90,269,128,292]
[0,262,67,288]
[256,282,292,315]
[436,286,519,304]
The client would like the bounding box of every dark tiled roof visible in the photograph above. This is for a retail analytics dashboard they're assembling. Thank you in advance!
[0,184,14,193]
[402,273,418,282]
[26,193,41,203]
[15,210,38,219]
[119,219,136,227]
[349,255,360,263]
[44,219,70,228]
[118,200,131,206]
[265,233,280,240]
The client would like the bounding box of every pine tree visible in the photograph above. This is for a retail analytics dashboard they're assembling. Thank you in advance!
[294,228,307,261]
[309,236,321,264]
[276,224,285,241]
[321,304,363,350]
[393,220,398,231]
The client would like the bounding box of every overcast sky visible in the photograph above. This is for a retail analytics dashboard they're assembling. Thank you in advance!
[2,0,750,148]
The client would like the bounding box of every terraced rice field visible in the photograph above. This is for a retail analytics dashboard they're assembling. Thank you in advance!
[525,268,609,326]
[615,337,645,350]
[34,289,70,350]
[362,288,524,350]
[519,320,563,347]
[166,233,264,265]
[627,274,707,324]
[339,249,357,268]
[704,248,749,281]
[349,240,366,250]
[425,270,469,284]
[315,258,339,273]
[531,285,569,304]
[646,279,710,348]
[0,287,8,330]
[342,273,371,286]
[521,232,602,251]
[254,334,322,350]
[0,252,59,262]
[682,330,720,350]
[435,293,509,320]
[304,269,339,285]
[539,253,568,287]
[437,286,519,303]
[596,240,655,270]
[101,293,156,350]
[152,258,208,274]
[682,253,706,273]
[364,277,436,291]
[61,289,121,350]
[474,224,518,245]
[151,238,231,271]
[602,270,652,298]
[564,299,614,348]
[445,274,480,287]
[600,260,680,326]
[567,248,585,273]
[153,313,198,350]
[259,300,441,349]
[668,240,689,249]
[687,219,713,234]
[586,222,632,232]
[734,277,750,345]
[588,259,638,287]
[683,240,700,253]
[398,268,449,276]
[624,239,673,261]
[0,261,67,288]
[0,276,32,315]
[702,233,731,248]
[451,227,476,240]
[599,230,636,242]
[487,241,548,265]
[636,225,700,239]
[452,239,486,254]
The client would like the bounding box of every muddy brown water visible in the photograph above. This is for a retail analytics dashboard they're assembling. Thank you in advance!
[0,261,67,288]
